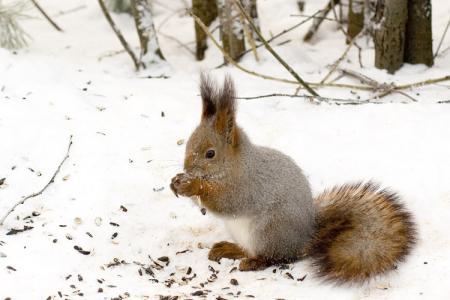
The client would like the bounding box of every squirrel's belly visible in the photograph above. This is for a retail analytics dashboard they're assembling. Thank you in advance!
[223,217,254,255]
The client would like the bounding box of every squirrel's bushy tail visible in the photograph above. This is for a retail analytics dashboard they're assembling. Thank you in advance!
[307,182,416,284]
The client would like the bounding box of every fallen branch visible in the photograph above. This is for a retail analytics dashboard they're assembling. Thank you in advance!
[340,68,418,102]
[98,0,139,70]
[232,0,319,96]
[0,135,73,226]
[396,75,450,90]
[31,0,63,32]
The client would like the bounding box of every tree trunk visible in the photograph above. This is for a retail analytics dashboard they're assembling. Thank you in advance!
[374,0,407,74]
[218,0,245,62]
[192,0,218,61]
[404,0,433,66]
[131,0,165,69]
[347,0,364,42]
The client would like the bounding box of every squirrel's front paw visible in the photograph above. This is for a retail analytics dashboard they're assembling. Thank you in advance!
[170,173,200,197]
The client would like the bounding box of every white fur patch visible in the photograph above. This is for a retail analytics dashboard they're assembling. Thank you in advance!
[223,217,254,255]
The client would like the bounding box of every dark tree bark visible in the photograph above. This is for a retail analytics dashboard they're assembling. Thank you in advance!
[192,0,218,61]
[218,0,245,62]
[347,0,364,42]
[374,0,407,74]
[130,0,165,69]
[404,0,433,66]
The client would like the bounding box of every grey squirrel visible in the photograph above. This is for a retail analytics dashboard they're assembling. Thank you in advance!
[170,74,416,284]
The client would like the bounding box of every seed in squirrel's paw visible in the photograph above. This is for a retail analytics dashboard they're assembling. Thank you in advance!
[200,208,206,215]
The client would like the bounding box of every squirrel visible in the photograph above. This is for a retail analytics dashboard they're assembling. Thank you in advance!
[170,74,417,284]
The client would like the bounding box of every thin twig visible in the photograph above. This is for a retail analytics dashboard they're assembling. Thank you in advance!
[290,14,337,21]
[98,49,127,61]
[320,35,359,84]
[31,0,63,31]
[303,0,340,41]
[232,0,319,96]
[98,0,139,70]
[0,135,73,226]
[53,5,87,17]
[323,0,365,82]
[434,17,450,58]
[159,32,195,56]
[330,1,364,65]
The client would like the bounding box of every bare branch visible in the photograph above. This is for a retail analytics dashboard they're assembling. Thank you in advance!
[215,9,324,68]
[434,17,450,58]
[0,135,73,226]
[31,0,63,32]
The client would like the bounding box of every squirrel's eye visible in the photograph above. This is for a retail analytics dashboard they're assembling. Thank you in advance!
[205,149,215,159]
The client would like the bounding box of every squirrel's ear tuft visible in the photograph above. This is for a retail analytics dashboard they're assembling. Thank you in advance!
[200,73,217,119]
[215,75,238,146]
[218,75,236,114]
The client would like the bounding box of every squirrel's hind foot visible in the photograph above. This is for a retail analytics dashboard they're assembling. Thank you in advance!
[239,256,270,271]
[208,241,247,262]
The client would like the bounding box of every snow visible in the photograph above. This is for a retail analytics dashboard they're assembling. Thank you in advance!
[1,0,450,299]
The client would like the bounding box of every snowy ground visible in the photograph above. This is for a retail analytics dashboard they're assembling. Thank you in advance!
[1,0,450,299]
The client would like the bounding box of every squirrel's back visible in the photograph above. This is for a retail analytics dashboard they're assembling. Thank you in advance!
[307,182,416,284]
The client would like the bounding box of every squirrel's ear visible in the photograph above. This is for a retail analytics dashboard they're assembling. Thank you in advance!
[215,75,238,146]
[200,73,217,120]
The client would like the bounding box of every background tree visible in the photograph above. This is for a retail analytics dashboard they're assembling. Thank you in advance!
[404,0,433,66]
[374,0,408,74]
[218,0,245,62]
[192,0,218,60]
[130,0,165,68]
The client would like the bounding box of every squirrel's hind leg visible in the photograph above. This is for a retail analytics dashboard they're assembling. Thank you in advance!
[208,241,247,262]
